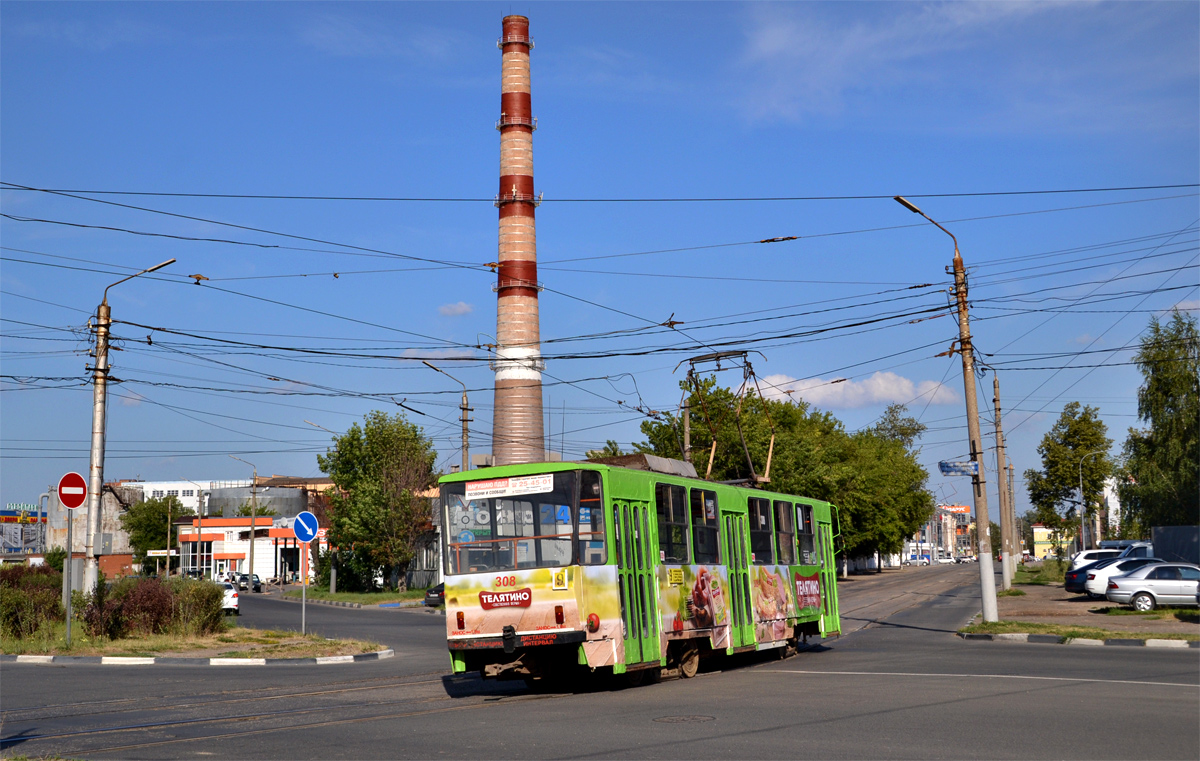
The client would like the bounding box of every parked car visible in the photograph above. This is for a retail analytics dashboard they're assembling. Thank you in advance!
[221,582,240,615]
[1069,549,1122,571]
[1105,562,1200,611]
[424,583,445,607]
[1064,561,1106,595]
[237,573,262,593]
[1083,557,1163,598]
[1117,541,1155,559]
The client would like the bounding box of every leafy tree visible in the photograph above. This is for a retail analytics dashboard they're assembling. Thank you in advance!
[118,496,194,573]
[1023,403,1112,535]
[44,545,67,572]
[586,440,627,460]
[636,381,934,561]
[235,502,278,517]
[1117,310,1199,533]
[317,411,438,590]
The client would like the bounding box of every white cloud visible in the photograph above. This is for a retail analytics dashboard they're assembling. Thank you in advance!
[759,371,956,409]
[11,18,168,51]
[438,301,473,317]
[732,2,1198,133]
[1072,333,1095,345]
[1170,299,1199,311]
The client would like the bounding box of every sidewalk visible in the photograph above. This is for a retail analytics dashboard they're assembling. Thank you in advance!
[998,582,1199,635]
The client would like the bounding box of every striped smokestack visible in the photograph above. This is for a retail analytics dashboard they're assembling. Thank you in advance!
[492,15,545,465]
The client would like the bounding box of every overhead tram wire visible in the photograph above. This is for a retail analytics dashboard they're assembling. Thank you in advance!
[4,181,1194,202]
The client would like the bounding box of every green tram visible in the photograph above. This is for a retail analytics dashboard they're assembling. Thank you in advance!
[439,457,841,683]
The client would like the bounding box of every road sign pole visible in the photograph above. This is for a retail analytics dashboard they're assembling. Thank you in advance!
[65,507,73,646]
[302,541,307,635]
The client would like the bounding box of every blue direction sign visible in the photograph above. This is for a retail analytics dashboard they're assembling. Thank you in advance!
[938,460,979,477]
[292,511,319,543]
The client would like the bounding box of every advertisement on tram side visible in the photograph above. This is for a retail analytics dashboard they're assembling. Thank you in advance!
[794,571,822,616]
[750,565,797,643]
[658,564,731,650]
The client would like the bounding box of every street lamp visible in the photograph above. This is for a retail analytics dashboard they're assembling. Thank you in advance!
[1079,450,1106,550]
[229,456,259,582]
[894,196,998,622]
[423,361,471,473]
[83,258,176,592]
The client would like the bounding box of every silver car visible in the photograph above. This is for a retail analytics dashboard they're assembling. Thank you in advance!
[1083,557,1163,597]
[1105,562,1200,611]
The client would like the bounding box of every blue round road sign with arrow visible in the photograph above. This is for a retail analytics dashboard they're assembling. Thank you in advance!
[293,511,319,543]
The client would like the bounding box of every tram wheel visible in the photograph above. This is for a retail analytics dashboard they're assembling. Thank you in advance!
[624,669,646,687]
[679,647,699,679]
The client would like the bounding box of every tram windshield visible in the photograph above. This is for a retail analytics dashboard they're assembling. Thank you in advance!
[442,471,606,574]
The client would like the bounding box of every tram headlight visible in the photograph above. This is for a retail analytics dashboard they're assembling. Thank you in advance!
[586,613,600,632]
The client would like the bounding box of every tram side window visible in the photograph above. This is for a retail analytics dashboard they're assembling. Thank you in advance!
[796,503,817,564]
[655,483,690,563]
[774,500,795,564]
[749,498,774,565]
[578,471,607,565]
[496,499,535,569]
[538,502,574,567]
[690,489,720,564]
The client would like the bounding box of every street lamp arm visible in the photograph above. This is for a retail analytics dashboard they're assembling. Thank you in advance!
[422,360,466,391]
[893,197,958,259]
[103,258,176,303]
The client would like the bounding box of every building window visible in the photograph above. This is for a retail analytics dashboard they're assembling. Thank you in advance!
[152,490,164,498]
[167,490,179,497]
[183,489,194,497]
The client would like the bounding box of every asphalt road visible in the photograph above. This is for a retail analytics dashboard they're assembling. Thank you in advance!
[3,565,1197,760]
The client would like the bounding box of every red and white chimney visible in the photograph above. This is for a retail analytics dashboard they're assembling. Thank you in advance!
[492,15,545,465]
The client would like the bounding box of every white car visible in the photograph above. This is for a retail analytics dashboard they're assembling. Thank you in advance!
[1083,557,1162,597]
[221,582,240,615]
[936,556,956,565]
[1068,549,1122,571]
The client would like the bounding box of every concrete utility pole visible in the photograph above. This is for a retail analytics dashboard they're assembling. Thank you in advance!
[1078,451,1105,550]
[230,456,258,580]
[894,197,998,622]
[993,375,1014,590]
[423,362,471,472]
[84,258,175,592]
[682,398,691,463]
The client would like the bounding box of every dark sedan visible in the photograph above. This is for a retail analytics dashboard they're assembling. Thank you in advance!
[1064,561,1103,595]
[424,583,445,607]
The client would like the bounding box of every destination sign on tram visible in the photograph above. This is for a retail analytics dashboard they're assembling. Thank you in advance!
[464,474,553,500]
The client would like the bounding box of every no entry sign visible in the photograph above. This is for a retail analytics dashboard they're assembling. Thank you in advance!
[58,472,87,510]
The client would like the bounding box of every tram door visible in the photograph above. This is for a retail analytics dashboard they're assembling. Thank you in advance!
[615,499,659,666]
[722,512,754,648]
[817,522,841,635]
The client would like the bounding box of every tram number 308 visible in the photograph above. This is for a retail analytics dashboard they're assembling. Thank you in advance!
[494,576,518,588]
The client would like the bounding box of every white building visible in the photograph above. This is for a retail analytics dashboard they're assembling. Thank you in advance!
[115,479,251,514]
[178,515,327,582]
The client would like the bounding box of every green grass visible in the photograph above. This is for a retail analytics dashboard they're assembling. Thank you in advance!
[961,619,1199,641]
[1093,605,1200,623]
[281,587,428,604]
[997,588,1027,597]
[1013,559,1066,586]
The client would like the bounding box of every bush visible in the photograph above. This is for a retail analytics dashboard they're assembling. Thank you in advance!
[120,578,174,635]
[163,577,225,636]
[0,564,63,639]
[83,572,126,639]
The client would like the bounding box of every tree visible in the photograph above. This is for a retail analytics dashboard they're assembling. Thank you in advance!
[586,440,627,460]
[1023,402,1113,535]
[635,381,934,561]
[235,502,278,517]
[317,411,438,590]
[1117,310,1199,533]
[118,495,194,573]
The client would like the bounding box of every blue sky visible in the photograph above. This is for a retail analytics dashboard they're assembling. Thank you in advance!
[2,1,1197,524]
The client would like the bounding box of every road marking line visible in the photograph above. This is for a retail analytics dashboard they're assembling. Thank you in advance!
[768,669,1197,688]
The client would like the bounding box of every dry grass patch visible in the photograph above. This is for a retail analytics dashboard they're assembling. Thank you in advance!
[2,622,381,658]
[961,619,1199,641]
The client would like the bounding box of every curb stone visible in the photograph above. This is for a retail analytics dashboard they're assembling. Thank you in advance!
[957,633,1199,648]
[1,649,394,666]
